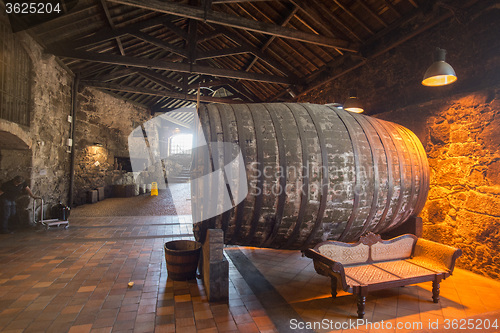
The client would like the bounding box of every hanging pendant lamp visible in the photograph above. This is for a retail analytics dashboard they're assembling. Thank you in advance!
[422,48,457,87]
[343,90,364,113]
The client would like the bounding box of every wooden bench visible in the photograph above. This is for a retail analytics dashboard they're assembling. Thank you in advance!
[304,233,462,319]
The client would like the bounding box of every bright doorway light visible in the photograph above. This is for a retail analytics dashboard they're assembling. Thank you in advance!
[169,134,193,155]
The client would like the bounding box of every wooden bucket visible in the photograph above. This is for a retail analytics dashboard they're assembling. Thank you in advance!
[164,240,201,281]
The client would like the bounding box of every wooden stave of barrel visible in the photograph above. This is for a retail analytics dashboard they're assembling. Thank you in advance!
[191,103,429,250]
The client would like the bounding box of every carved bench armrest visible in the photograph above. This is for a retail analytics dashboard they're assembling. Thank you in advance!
[412,238,462,274]
[304,249,348,291]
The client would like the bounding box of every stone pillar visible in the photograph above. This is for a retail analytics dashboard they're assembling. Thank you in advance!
[202,229,229,302]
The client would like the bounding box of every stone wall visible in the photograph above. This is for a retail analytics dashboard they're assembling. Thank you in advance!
[0,14,73,223]
[73,87,151,205]
[375,89,500,279]
[298,8,500,279]
[22,38,73,208]
[0,13,156,218]
[297,8,499,115]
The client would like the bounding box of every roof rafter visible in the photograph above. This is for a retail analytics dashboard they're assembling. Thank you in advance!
[108,0,358,51]
[81,80,244,104]
[49,15,172,50]
[196,46,251,60]
[129,30,188,57]
[48,48,292,84]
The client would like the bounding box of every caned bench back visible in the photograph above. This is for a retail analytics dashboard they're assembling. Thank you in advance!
[316,233,418,266]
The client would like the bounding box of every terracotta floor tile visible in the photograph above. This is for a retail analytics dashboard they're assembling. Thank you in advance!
[157,306,174,316]
[89,327,112,333]
[92,317,116,329]
[138,304,156,314]
[195,309,214,320]
[78,286,96,293]
[112,319,135,331]
[216,319,238,332]
[196,318,217,330]
[154,324,175,333]
[156,314,175,326]
[68,323,93,333]
[136,313,155,323]
[233,313,253,325]
[174,294,192,302]
[252,315,273,329]
[24,319,53,333]
[11,275,31,281]
[176,317,196,327]
[134,320,155,333]
[61,304,84,314]
[198,327,219,333]
[236,322,259,333]
[0,212,498,333]
[33,282,53,288]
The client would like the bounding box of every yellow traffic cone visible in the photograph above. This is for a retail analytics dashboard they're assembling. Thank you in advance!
[151,182,158,196]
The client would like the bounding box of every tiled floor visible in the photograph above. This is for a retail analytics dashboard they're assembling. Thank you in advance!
[1,203,499,332]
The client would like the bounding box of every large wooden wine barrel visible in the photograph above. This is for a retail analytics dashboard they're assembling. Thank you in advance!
[191,103,429,250]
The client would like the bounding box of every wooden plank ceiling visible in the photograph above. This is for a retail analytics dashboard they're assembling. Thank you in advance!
[26,0,469,113]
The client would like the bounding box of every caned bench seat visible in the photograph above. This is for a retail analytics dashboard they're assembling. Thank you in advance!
[304,233,462,319]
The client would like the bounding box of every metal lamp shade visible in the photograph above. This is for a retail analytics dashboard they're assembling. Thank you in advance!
[422,48,457,87]
[343,96,364,113]
[422,60,457,86]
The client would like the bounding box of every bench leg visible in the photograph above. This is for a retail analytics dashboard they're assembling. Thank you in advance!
[432,280,440,303]
[330,277,337,298]
[357,295,366,319]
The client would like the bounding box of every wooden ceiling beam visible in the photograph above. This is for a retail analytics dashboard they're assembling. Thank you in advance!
[134,68,184,90]
[49,48,292,84]
[81,81,245,104]
[129,31,188,57]
[381,0,402,18]
[292,0,362,42]
[108,0,357,51]
[29,2,98,35]
[332,0,374,35]
[357,2,388,28]
[212,0,286,3]
[48,15,171,50]
[43,10,159,45]
[197,31,225,43]
[163,20,189,40]
[187,79,227,89]
[92,68,138,81]
[214,26,297,78]
[278,0,486,103]
[243,5,300,72]
[196,46,251,60]
[99,0,126,56]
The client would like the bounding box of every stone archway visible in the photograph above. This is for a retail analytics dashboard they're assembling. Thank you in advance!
[0,119,33,228]
[0,119,32,150]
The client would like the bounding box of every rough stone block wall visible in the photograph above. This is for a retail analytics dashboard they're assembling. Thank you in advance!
[297,9,500,279]
[73,87,151,205]
[0,14,72,221]
[375,89,500,279]
[23,45,72,208]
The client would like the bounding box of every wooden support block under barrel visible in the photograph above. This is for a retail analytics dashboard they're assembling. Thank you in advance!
[191,103,430,250]
[96,186,105,201]
[201,229,229,302]
[86,190,98,204]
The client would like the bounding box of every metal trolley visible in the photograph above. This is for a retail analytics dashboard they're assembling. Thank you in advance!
[33,198,69,229]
